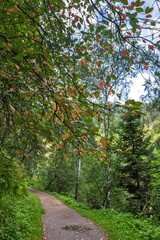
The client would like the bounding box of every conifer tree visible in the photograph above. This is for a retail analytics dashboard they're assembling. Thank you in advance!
[116,113,152,214]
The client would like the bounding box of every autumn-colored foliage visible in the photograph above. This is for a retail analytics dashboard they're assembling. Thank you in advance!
[0,0,159,170]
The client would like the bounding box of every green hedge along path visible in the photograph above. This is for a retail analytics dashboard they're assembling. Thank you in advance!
[28,188,108,240]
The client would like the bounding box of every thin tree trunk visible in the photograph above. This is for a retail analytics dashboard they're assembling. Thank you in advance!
[75,156,81,200]
[103,91,111,208]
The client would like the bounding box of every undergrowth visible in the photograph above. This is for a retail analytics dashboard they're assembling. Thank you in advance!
[0,191,44,240]
[48,191,160,240]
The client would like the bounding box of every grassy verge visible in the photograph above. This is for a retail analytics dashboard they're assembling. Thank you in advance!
[0,191,44,240]
[47,191,160,240]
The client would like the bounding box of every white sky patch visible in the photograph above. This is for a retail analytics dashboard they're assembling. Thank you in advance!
[128,73,145,101]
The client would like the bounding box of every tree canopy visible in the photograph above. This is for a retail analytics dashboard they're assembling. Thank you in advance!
[1,0,160,167]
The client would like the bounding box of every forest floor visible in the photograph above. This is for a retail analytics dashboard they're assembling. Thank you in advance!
[28,187,108,240]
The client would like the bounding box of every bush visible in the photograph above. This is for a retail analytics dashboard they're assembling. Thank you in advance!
[0,156,27,197]
[0,191,44,240]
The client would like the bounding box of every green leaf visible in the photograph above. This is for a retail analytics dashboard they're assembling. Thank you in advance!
[125,99,135,105]
[122,56,131,61]
[130,22,137,33]
[101,20,109,25]
[80,18,83,24]
[130,13,138,19]
[135,0,140,7]
[136,7,144,13]
[90,26,94,32]
[155,72,160,77]
[126,67,130,72]
[111,74,117,80]
[96,25,106,34]
[120,0,128,5]
[106,75,111,82]
[95,91,100,98]
[145,7,154,14]
[151,22,156,26]
[105,30,112,38]
[87,5,94,12]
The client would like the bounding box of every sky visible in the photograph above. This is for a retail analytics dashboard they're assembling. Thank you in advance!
[128,74,145,101]
[127,0,160,101]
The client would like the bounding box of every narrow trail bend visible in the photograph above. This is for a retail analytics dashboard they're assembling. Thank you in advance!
[28,188,108,240]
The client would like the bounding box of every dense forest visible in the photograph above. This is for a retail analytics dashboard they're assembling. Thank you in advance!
[0,0,160,239]
[32,103,160,215]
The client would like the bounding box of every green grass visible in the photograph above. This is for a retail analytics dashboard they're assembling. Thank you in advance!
[0,191,44,240]
[47,191,160,240]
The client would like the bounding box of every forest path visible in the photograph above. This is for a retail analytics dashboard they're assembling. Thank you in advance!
[28,187,108,240]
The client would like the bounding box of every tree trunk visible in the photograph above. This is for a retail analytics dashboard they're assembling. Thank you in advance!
[75,157,81,200]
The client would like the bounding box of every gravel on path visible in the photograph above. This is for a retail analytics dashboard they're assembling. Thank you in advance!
[28,187,108,240]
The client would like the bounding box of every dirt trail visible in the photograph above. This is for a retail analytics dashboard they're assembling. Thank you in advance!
[28,187,108,240]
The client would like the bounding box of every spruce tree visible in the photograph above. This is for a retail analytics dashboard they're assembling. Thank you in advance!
[116,113,152,214]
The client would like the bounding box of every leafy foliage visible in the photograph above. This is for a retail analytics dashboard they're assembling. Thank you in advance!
[0,155,26,197]
[0,191,44,240]
[0,0,160,235]
[1,0,160,173]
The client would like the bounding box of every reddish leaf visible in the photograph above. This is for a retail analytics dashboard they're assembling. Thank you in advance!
[107,104,112,109]
[126,149,130,152]
[144,66,148,70]
[14,4,19,10]
[99,82,104,89]
[86,19,92,26]
[124,111,130,117]
[99,145,104,151]
[71,68,77,73]
[132,110,138,116]
[96,61,100,66]
[9,88,15,92]
[105,83,113,88]
[72,149,78,153]
[82,58,87,65]
[148,45,154,50]
[121,13,126,21]
[8,43,13,48]
[130,57,136,62]
[146,14,152,18]
[63,153,68,159]
[100,137,106,145]
[64,52,70,56]
[74,16,79,22]
[121,50,128,56]
[96,34,101,40]
[140,1,145,6]
[9,104,15,113]
[62,133,70,141]
[131,2,135,8]
[102,153,107,157]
